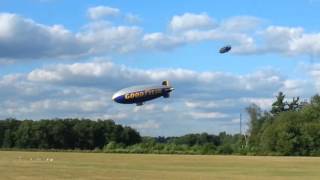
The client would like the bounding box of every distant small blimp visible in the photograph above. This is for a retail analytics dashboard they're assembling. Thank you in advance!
[112,81,174,106]
[219,45,232,53]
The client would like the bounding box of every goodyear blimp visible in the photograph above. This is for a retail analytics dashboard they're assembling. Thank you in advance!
[112,81,174,106]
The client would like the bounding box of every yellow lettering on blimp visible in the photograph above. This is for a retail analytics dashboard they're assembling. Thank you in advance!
[124,89,163,100]
[124,91,146,100]
[145,89,161,96]
[125,94,130,100]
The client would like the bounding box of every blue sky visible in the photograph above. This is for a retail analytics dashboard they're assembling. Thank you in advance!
[1,0,320,136]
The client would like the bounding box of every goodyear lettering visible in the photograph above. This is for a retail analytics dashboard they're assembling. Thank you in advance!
[124,89,162,100]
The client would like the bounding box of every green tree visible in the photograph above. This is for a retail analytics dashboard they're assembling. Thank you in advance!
[287,97,300,111]
[15,120,35,148]
[246,104,265,147]
[271,92,286,115]
[2,119,20,148]
[0,120,5,147]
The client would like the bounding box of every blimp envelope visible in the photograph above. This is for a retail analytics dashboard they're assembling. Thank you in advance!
[112,81,174,106]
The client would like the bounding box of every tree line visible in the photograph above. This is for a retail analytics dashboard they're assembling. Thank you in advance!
[1,92,320,156]
[0,118,242,154]
[0,119,141,149]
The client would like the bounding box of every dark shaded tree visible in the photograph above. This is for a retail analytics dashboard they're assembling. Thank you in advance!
[271,92,286,115]
[0,118,141,150]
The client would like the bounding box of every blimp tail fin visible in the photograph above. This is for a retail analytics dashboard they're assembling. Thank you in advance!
[162,80,170,86]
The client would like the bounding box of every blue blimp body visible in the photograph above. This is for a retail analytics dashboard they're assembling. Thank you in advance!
[112,81,174,106]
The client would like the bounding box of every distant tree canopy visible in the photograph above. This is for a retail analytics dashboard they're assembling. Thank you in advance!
[0,119,141,149]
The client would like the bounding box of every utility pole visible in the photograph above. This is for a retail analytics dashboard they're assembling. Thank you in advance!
[240,113,242,135]
[240,113,245,149]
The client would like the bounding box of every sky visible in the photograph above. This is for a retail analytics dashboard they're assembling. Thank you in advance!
[1,0,320,136]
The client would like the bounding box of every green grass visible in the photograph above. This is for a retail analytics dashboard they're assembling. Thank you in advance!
[1,151,320,180]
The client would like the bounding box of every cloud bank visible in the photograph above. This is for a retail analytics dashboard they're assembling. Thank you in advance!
[1,9,320,60]
[1,60,316,135]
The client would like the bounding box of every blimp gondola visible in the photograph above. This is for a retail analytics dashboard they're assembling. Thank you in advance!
[112,81,174,106]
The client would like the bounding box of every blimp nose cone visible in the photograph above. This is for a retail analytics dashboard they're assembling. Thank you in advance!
[112,90,123,103]
[112,93,118,101]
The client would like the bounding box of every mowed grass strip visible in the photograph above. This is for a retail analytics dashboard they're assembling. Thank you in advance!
[0,151,320,180]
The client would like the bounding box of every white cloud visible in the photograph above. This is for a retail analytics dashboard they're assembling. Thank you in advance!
[162,105,173,112]
[29,99,107,113]
[87,6,120,20]
[185,99,240,110]
[145,18,256,52]
[185,101,219,108]
[169,13,215,32]
[102,113,128,121]
[185,97,274,111]
[231,118,240,124]
[240,97,274,110]
[0,61,317,135]
[25,61,285,100]
[130,120,160,129]
[189,111,228,119]
[290,33,320,56]
[263,26,303,53]
[234,25,320,57]
[0,13,86,59]
[221,16,263,32]
[28,68,63,82]
[2,11,320,59]
[143,32,184,50]
[133,104,156,112]
[279,79,315,97]
[78,24,143,54]
[306,63,320,91]
[0,13,143,59]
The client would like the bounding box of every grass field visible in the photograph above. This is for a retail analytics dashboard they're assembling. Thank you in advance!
[1,151,320,180]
